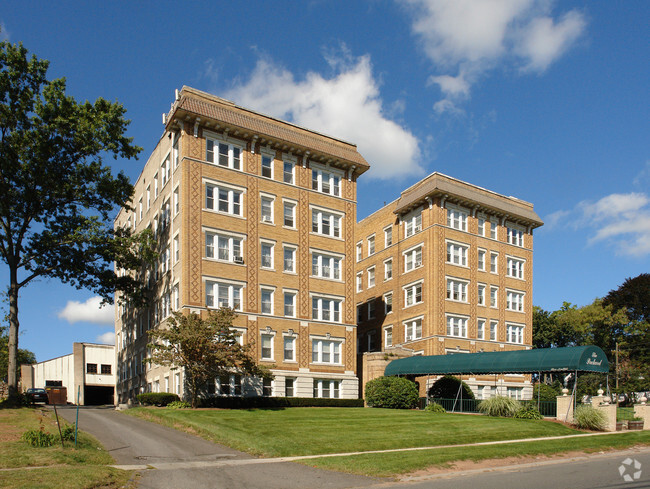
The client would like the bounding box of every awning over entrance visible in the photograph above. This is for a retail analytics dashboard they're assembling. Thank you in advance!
[384,346,609,377]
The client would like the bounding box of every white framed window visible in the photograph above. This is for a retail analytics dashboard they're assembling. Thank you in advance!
[507,386,523,400]
[206,137,242,170]
[447,315,468,338]
[507,256,525,279]
[263,378,273,397]
[404,281,423,307]
[173,186,179,216]
[404,209,422,238]
[312,252,341,280]
[404,245,423,272]
[205,182,243,216]
[311,208,342,238]
[446,278,468,302]
[313,379,340,398]
[261,287,274,315]
[368,235,375,255]
[283,335,296,361]
[356,272,363,292]
[384,292,393,314]
[161,157,170,188]
[154,173,159,198]
[173,235,180,264]
[146,186,151,210]
[312,338,342,364]
[490,217,498,240]
[477,318,486,340]
[356,242,362,262]
[311,295,342,323]
[367,266,375,288]
[172,136,179,169]
[506,290,525,312]
[261,195,274,224]
[490,320,498,341]
[478,249,486,271]
[285,377,295,397]
[217,374,242,396]
[311,167,342,197]
[283,159,295,184]
[404,317,422,341]
[384,326,393,347]
[447,241,468,266]
[478,284,486,306]
[283,246,296,273]
[261,153,274,179]
[384,226,393,247]
[138,198,143,221]
[159,246,170,274]
[447,205,468,231]
[284,291,296,317]
[205,231,243,262]
[205,280,243,311]
[261,333,274,360]
[261,241,275,269]
[490,286,498,308]
[368,300,376,319]
[478,216,486,237]
[384,259,393,281]
[507,323,524,344]
[507,225,525,247]
[490,252,498,273]
[283,200,296,228]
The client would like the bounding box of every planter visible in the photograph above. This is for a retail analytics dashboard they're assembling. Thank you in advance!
[616,421,625,431]
[628,420,644,430]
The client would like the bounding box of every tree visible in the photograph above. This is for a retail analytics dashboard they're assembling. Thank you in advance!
[147,308,272,408]
[0,38,147,396]
[427,375,475,400]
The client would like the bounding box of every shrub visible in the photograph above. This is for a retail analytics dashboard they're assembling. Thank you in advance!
[478,396,521,417]
[533,383,561,403]
[514,403,543,420]
[365,376,419,409]
[424,402,446,413]
[427,376,475,400]
[22,428,55,447]
[574,405,607,431]
[61,423,76,441]
[197,397,364,409]
[167,400,192,409]
[136,392,180,406]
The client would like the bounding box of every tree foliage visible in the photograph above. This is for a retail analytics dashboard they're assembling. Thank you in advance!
[0,37,148,394]
[427,375,475,400]
[147,308,272,408]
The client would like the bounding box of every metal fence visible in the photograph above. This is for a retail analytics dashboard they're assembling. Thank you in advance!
[423,397,557,417]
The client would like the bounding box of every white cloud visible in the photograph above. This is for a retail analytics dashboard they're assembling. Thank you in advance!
[222,54,422,180]
[633,160,650,186]
[96,331,115,345]
[400,0,586,109]
[57,296,114,326]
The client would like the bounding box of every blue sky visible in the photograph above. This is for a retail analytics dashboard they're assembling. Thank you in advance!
[2,1,648,362]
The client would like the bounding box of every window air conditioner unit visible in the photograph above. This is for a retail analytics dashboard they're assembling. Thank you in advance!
[415,260,422,267]
[234,256,244,264]
[262,215,272,223]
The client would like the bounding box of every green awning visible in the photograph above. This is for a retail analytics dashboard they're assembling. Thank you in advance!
[384,346,610,376]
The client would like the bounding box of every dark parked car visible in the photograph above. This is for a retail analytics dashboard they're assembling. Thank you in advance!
[25,388,48,404]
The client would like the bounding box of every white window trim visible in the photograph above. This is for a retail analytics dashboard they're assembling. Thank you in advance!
[477,318,486,340]
[261,149,275,180]
[477,283,487,307]
[506,288,526,313]
[383,292,393,315]
[282,332,297,362]
[446,276,469,303]
[260,286,275,315]
[403,207,423,238]
[311,250,343,281]
[506,322,525,344]
[260,330,276,360]
[203,178,246,217]
[282,155,296,185]
[283,289,297,318]
[203,277,246,311]
[384,258,393,281]
[477,248,487,272]
[384,325,393,347]
[310,335,344,365]
[356,241,363,262]
[490,285,499,309]
[490,320,498,341]
[311,162,344,197]
[404,315,424,342]
[283,245,297,274]
[203,226,246,263]
[367,234,376,256]
[310,205,343,239]
[403,243,424,272]
[446,203,469,232]
[260,239,276,270]
[403,279,424,309]
[282,198,298,229]
[490,252,499,274]
[384,225,393,248]
[260,192,276,225]
[477,213,487,237]
[446,313,469,338]
[367,266,376,289]
[506,255,526,280]
[356,272,363,292]
[446,239,469,267]
[204,130,244,171]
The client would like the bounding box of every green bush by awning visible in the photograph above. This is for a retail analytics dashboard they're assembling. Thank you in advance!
[384,346,609,377]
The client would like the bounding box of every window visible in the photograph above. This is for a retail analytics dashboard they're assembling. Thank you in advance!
[161,157,170,187]
[367,267,375,288]
[507,387,523,400]
[285,378,295,397]
[489,320,498,341]
[86,363,98,374]
[490,252,498,273]
[384,326,393,347]
[446,278,468,302]
[490,286,498,308]
[206,138,242,170]
[205,183,242,216]
[447,241,468,266]
[159,246,170,274]
[312,168,341,196]
[384,259,393,280]
[261,154,273,178]
[138,198,143,221]
[173,236,179,263]
[478,249,486,271]
[404,282,423,307]
[368,300,376,319]
[283,201,296,228]
[283,160,295,184]
[507,226,524,247]
[478,216,486,236]
[261,288,274,314]
[173,284,179,310]
[312,252,341,280]
[101,364,111,375]
[507,324,524,344]
[312,339,342,364]
[218,374,242,396]
[356,272,363,292]
[312,296,342,322]
[284,291,296,317]
[357,303,364,323]
[173,187,179,216]
[261,242,274,269]
[477,319,486,340]
[205,232,242,262]
[368,236,375,255]
[173,137,179,168]
[384,292,393,314]
[154,174,158,198]
[490,218,498,239]
[447,205,468,231]
[206,281,243,310]
[146,186,151,209]
[283,246,296,273]
[384,226,393,247]
[313,379,340,398]
[282,335,296,362]
[404,318,422,341]
[263,378,273,396]
[506,290,525,312]
[404,246,423,272]
[478,284,486,306]
[507,257,525,279]
[311,209,341,238]
[404,210,422,237]
[447,315,468,338]
[261,333,274,359]
[261,196,274,223]
[356,242,362,262]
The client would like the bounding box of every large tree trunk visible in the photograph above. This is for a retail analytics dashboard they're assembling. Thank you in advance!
[7,268,20,397]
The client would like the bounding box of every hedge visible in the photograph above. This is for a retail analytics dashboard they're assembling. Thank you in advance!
[197,396,364,409]
[136,392,180,406]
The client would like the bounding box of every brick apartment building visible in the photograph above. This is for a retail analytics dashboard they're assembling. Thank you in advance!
[114,86,369,403]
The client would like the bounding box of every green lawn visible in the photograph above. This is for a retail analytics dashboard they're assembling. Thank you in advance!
[0,406,133,489]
